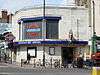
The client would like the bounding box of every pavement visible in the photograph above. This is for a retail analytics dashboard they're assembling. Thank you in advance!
[0,66,91,75]
[0,61,92,69]
[0,72,91,75]
[4,61,36,69]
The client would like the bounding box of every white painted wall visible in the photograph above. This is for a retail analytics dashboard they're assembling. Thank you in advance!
[12,6,89,41]
[94,0,100,36]
[16,46,27,62]
[16,45,61,63]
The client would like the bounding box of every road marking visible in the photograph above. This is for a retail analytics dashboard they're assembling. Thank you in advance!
[0,72,34,75]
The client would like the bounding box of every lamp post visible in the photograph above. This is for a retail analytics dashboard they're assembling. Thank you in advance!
[92,1,96,53]
[77,19,79,40]
[92,1,95,36]
[42,0,46,67]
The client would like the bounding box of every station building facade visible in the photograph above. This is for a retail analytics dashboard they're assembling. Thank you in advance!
[12,6,90,64]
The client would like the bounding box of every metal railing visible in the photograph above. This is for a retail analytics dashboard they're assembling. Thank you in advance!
[21,58,61,68]
[20,58,93,69]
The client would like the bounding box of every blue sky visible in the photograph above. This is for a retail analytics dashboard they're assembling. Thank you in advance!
[0,0,74,13]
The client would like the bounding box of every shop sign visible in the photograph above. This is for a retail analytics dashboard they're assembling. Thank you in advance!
[15,40,88,45]
[17,41,41,45]
[16,41,67,45]
[25,22,41,38]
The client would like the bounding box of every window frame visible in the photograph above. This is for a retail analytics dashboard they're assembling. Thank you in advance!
[49,47,55,55]
[27,47,37,58]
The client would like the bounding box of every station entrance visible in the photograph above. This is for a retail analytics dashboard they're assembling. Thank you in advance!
[61,47,76,65]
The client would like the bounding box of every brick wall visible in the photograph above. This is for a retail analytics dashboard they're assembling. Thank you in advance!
[0,10,13,23]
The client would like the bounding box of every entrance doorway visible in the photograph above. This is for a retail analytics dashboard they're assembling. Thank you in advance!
[61,47,74,65]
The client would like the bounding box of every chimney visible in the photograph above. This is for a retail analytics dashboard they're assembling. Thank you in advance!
[7,14,13,23]
[1,10,8,23]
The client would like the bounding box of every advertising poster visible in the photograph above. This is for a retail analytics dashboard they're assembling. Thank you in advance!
[24,22,42,39]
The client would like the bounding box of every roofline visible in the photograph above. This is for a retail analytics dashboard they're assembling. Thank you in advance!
[18,16,61,23]
[15,5,87,15]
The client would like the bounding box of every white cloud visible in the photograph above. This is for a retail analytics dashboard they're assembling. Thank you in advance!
[0,0,62,12]
[0,0,76,12]
[0,0,5,8]
[1,0,34,12]
[61,0,75,5]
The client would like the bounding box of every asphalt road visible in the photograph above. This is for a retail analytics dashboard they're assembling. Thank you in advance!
[0,66,91,75]
[0,72,90,75]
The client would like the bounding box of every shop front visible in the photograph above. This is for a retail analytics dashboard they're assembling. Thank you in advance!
[14,40,88,66]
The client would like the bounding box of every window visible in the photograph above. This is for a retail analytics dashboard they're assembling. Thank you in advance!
[49,47,55,55]
[46,21,58,39]
[27,47,37,58]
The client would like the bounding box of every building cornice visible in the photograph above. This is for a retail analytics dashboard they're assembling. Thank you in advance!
[15,5,87,15]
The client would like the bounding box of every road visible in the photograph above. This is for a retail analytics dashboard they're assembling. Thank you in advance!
[0,62,91,75]
[0,66,91,75]
[0,72,90,75]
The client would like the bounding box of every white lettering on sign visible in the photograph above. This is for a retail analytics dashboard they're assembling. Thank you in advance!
[18,42,29,44]
[26,28,40,32]
[31,41,41,44]
[18,41,41,44]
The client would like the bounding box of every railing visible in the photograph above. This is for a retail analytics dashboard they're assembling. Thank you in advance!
[20,58,93,69]
[21,58,62,68]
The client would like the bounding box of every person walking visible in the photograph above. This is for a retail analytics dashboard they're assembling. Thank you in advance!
[27,53,31,64]
[4,53,7,63]
[63,59,68,68]
[77,57,83,68]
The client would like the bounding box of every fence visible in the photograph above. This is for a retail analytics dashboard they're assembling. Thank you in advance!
[21,58,62,68]
[20,58,93,69]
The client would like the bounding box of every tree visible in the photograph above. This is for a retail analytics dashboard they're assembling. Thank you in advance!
[8,42,13,49]
[0,34,5,40]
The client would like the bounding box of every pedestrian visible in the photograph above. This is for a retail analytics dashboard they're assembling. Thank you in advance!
[27,53,31,64]
[4,53,7,63]
[77,57,83,68]
[63,59,68,68]
[72,58,77,68]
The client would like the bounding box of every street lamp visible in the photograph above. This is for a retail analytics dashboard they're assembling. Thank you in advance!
[76,19,79,40]
[92,1,96,53]
[92,1,96,36]
[42,0,46,67]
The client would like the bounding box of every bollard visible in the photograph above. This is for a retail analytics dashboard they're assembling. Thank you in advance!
[92,67,100,75]
[50,58,52,68]
[21,59,23,67]
[59,59,60,68]
[33,59,36,68]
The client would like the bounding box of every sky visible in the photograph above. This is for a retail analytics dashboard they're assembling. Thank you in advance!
[0,0,75,13]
